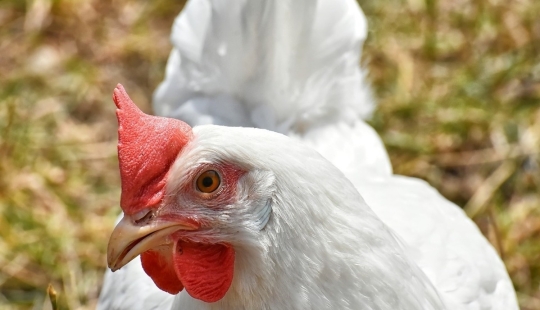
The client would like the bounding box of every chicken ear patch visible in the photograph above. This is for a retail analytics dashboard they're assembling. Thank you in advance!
[113,84,192,214]
[173,241,235,303]
[141,248,184,294]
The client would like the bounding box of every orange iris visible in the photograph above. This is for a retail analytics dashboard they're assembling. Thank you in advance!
[196,170,220,193]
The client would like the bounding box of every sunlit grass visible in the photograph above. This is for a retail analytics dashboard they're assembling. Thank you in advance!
[0,0,538,309]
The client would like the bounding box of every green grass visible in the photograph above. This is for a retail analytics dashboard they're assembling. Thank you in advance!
[0,0,539,309]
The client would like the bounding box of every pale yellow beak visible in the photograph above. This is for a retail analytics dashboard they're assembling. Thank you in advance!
[107,216,197,271]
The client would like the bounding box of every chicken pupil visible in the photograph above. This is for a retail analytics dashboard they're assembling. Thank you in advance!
[202,177,213,187]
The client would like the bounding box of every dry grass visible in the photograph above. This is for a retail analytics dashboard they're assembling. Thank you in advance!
[0,0,538,309]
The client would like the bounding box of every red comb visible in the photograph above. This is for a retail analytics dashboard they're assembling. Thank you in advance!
[113,84,192,214]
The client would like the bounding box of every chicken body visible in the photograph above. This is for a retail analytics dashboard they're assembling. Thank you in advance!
[168,125,446,309]
[99,116,517,310]
[98,0,518,309]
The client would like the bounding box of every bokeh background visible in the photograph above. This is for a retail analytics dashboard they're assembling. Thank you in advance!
[0,0,539,309]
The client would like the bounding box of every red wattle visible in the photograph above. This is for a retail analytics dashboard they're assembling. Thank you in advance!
[141,248,184,294]
[173,241,235,303]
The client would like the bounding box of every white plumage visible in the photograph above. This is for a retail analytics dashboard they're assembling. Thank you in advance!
[98,0,518,309]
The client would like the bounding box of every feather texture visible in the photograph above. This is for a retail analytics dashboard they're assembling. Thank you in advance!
[98,0,518,309]
[349,175,518,310]
[154,0,392,176]
[154,0,374,129]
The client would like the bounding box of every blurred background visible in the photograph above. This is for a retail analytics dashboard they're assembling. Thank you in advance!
[0,0,538,309]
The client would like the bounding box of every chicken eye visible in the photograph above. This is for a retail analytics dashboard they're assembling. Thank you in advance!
[196,170,221,193]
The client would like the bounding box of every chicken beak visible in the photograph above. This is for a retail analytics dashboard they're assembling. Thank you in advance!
[107,216,197,271]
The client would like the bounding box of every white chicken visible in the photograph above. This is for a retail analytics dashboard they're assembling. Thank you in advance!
[98,0,518,309]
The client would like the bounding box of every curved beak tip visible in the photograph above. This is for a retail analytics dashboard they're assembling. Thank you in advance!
[106,215,198,271]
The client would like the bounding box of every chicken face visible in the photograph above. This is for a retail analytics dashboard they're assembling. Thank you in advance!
[107,85,274,303]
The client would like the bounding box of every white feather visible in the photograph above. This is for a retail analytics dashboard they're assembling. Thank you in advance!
[99,0,518,309]
[349,175,518,310]
[169,126,445,310]
[154,0,374,128]
[98,255,175,310]
[153,0,392,176]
